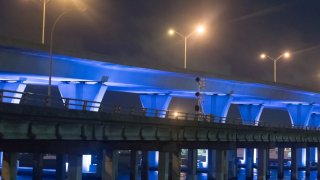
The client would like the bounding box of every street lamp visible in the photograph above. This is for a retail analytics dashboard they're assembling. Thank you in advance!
[168,25,205,69]
[260,52,291,83]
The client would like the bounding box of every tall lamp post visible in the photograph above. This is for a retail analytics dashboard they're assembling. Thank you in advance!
[260,52,291,83]
[41,0,51,45]
[168,25,205,69]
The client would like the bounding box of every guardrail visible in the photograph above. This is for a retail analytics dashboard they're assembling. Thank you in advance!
[0,89,318,130]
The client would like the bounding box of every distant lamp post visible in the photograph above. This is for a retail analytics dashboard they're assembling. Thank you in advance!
[41,0,51,46]
[48,7,86,99]
[168,25,205,69]
[260,51,291,83]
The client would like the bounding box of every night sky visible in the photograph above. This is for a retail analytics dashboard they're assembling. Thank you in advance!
[1,0,320,90]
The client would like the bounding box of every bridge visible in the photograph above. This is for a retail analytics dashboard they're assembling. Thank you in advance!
[1,44,320,179]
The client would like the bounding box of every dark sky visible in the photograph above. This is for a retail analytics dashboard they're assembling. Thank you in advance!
[1,0,320,89]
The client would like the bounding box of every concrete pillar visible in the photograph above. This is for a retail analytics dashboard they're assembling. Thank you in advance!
[202,94,233,122]
[238,104,264,125]
[101,150,119,180]
[266,149,270,178]
[158,152,170,180]
[257,147,267,180]
[287,104,313,169]
[67,154,82,180]
[207,149,216,179]
[0,81,26,104]
[32,153,43,180]
[139,94,172,175]
[130,150,139,180]
[187,149,197,180]
[58,82,107,111]
[1,152,17,180]
[227,149,237,179]
[291,147,298,180]
[317,146,320,178]
[171,151,181,180]
[277,147,284,178]
[306,147,310,177]
[245,148,254,179]
[216,150,227,180]
[56,154,66,180]
[308,113,320,166]
[141,151,148,180]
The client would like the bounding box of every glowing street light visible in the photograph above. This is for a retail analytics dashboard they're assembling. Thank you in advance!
[168,25,205,69]
[260,51,291,83]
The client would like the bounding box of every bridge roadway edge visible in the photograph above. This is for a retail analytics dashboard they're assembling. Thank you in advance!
[0,103,319,154]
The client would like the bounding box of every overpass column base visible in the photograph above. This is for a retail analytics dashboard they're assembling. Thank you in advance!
[187,149,197,180]
[216,150,227,180]
[245,148,254,179]
[277,148,284,178]
[171,150,181,180]
[207,149,216,179]
[67,154,82,180]
[1,152,17,180]
[56,154,66,180]
[291,147,298,180]
[130,150,139,180]
[227,149,237,179]
[257,147,267,180]
[32,153,43,180]
[141,151,149,179]
[317,147,320,178]
[158,152,170,179]
[102,150,119,180]
[306,147,310,177]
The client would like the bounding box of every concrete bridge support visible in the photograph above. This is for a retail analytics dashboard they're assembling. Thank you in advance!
[308,113,320,170]
[32,153,43,180]
[277,148,284,178]
[208,149,228,180]
[0,80,26,104]
[130,150,139,180]
[58,82,107,111]
[1,152,17,180]
[67,154,82,180]
[100,150,119,180]
[56,154,67,180]
[139,94,172,178]
[158,150,181,180]
[59,82,108,173]
[257,147,268,180]
[187,149,197,180]
[203,95,233,180]
[291,147,298,179]
[238,104,264,179]
[287,104,313,169]
[317,146,320,178]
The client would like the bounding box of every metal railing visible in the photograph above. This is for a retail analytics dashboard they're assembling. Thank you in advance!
[0,89,318,131]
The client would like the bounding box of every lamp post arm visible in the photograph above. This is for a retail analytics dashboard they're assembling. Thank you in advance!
[186,30,197,39]
[173,31,186,39]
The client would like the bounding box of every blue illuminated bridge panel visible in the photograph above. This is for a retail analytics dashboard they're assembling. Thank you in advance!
[0,45,320,111]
